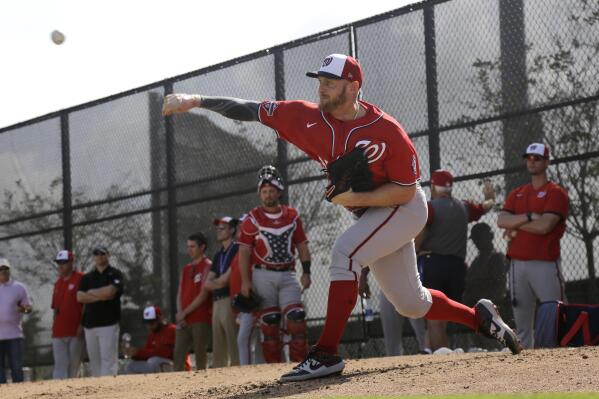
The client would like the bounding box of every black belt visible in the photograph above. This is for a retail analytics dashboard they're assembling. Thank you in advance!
[254,264,294,272]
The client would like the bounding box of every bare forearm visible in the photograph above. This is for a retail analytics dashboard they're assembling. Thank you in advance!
[77,292,99,304]
[214,269,232,288]
[518,214,560,235]
[297,242,311,263]
[88,286,116,300]
[497,212,528,229]
[335,183,416,208]
[239,246,252,285]
[183,289,209,315]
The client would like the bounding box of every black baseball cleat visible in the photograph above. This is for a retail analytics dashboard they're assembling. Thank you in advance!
[475,298,523,355]
[280,346,345,382]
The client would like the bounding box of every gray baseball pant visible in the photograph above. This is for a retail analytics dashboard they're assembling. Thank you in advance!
[52,336,83,379]
[379,291,427,355]
[510,258,565,349]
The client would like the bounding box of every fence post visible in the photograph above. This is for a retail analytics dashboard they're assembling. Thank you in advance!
[149,92,165,308]
[274,50,289,204]
[499,0,541,192]
[60,112,72,250]
[424,2,440,172]
[164,81,179,318]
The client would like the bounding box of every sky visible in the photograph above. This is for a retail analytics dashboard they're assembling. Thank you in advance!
[0,0,416,129]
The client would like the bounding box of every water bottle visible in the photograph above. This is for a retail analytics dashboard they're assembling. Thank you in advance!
[362,297,374,322]
[121,333,132,358]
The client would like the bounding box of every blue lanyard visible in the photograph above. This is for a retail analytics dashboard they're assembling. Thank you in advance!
[218,244,236,275]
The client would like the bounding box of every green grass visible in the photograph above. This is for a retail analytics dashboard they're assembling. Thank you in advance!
[332,394,599,399]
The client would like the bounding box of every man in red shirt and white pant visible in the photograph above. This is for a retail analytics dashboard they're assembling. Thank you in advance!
[51,250,84,379]
[498,143,569,348]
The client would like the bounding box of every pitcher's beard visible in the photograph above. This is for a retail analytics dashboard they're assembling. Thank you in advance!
[319,87,347,113]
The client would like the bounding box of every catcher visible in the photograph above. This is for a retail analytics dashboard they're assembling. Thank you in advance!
[233,165,312,364]
[163,53,522,382]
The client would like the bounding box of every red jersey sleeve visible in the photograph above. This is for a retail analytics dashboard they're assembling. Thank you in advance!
[238,218,258,247]
[51,281,58,309]
[384,132,420,186]
[465,201,486,222]
[426,201,434,226]
[258,100,315,153]
[292,217,308,244]
[543,185,569,219]
[502,189,518,213]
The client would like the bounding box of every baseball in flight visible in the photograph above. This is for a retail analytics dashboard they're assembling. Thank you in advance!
[51,30,65,45]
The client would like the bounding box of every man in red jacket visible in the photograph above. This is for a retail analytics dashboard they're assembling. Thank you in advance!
[123,306,184,374]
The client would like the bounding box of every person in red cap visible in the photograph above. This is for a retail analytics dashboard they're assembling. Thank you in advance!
[497,143,569,349]
[415,169,496,351]
[123,306,190,373]
[162,53,522,382]
[204,216,240,367]
[51,250,84,379]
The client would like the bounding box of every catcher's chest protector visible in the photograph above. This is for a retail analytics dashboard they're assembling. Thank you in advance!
[249,206,299,266]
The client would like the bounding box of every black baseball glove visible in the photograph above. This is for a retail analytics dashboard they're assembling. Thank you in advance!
[324,147,374,202]
[231,291,263,313]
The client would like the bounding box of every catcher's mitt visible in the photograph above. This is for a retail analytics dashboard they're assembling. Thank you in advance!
[324,147,374,202]
[231,291,263,313]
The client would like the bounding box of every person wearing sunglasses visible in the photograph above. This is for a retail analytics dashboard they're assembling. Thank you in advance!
[0,258,32,384]
[498,143,569,349]
[51,250,84,379]
[77,246,124,376]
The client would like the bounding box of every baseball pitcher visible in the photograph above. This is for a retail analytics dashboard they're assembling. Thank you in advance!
[162,53,522,382]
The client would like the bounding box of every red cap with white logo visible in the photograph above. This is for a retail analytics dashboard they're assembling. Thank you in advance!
[306,54,363,88]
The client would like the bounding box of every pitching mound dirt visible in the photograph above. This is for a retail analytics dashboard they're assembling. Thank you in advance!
[2,346,598,398]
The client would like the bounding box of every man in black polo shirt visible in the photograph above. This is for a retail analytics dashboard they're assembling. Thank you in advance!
[205,216,240,367]
[77,246,124,376]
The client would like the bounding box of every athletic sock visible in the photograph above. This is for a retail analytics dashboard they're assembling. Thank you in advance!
[315,280,358,355]
[424,288,477,331]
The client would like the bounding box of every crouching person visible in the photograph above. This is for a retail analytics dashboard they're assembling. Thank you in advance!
[123,306,179,374]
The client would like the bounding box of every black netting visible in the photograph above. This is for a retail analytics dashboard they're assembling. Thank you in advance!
[356,10,428,134]
[1,0,599,373]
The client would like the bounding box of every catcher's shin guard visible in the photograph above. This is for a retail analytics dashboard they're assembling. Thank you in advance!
[285,305,309,362]
[260,307,282,363]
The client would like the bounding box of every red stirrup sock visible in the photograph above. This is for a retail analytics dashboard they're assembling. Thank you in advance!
[424,288,477,331]
[315,280,358,355]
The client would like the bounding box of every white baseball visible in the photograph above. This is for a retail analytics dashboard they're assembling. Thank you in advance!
[51,30,65,45]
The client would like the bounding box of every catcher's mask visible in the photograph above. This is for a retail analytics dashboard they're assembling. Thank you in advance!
[257,165,284,191]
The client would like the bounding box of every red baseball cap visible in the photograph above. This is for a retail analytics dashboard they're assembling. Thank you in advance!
[306,54,363,88]
[431,169,453,188]
[522,143,550,159]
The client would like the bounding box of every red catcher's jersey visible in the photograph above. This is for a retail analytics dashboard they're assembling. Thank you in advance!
[503,181,569,261]
[238,205,308,268]
[258,100,421,188]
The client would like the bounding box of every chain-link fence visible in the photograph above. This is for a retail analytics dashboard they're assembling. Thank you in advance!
[1,0,598,377]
